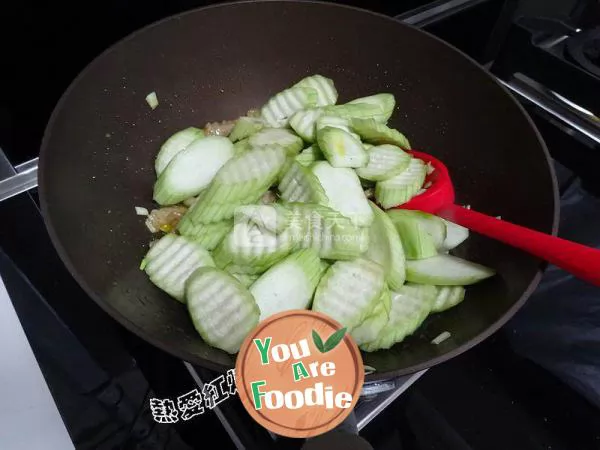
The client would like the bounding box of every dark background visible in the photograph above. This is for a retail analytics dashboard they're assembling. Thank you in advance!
[0,0,577,165]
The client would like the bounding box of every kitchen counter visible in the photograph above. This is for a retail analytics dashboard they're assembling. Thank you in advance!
[0,273,74,450]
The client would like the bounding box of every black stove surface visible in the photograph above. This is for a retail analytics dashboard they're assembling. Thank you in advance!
[565,26,600,76]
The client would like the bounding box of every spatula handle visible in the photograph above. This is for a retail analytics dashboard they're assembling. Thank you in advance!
[439,204,600,287]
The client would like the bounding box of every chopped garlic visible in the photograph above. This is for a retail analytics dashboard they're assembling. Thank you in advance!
[431,331,451,345]
[426,162,435,175]
[260,190,278,204]
[135,206,149,216]
[145,217,158,233]
[204,120,236,137]
[364,365,377,375]
[145,91,159,110]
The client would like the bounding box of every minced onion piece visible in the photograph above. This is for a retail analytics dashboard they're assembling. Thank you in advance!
[431,331,451,345]
[247,108,261,118]
[145,217,159,233]
[260,190,277,204]
[135,206,149,216]
[426,162,435,175]
[145,91,159,109]
[364,365,377,375]
[423,181,432,189]
[145,206,187,233]
[204,119,236,137]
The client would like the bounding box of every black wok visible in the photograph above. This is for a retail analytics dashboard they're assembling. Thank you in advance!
[38,0,559,381]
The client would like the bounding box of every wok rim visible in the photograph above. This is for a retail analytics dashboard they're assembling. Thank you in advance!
[37,0,561,381]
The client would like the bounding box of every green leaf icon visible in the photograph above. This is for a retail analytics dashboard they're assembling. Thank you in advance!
[323,327,347,353]
[312,327,347,353]
[312,329,325,353]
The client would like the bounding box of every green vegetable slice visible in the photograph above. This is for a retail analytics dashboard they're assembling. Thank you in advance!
[250,248,325,321]
[248,128,303,156]
[155,127,204,176]
[364,201,406,290]
[312,258,386,331]
[317,127,368,168]
[323,103,385,122]
[261,86,318,128]
[177,217,232,250]
[347,93,395,123]
[315,115,361,141]
[222,261,268,276]
[184,190,264,226]
[350,286,391,346]
[387,211,438,260]
[279,161,328,204]
[213,221,294,269]
[289,108,323,142]
[375,157,426,209]
[286,203,368,260]
[351,118,411,149]
[406,255,495,285]
[229,117,264,142]
[233,138,252,155]
[440,219,470,251]
[186,266,259,354]
[229,272,259,288]
[431,286,466,312]
[293,74,338,106]
[153,136,234,206]
[361,283,437,351]
[233,204,290,234]
[142,234,215,302]
[387,210,447,250]
[184,147,287,223]
[295,145,323,166]
[311,161,373,227]
[355,145,411,181]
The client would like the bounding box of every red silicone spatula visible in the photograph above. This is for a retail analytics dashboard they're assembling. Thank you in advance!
[395,150,600,287]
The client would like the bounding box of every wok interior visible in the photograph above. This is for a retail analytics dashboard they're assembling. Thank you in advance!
[39,1,557,378]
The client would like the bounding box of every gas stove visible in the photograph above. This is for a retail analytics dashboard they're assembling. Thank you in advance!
[1,1,599,449]
[491,16,600,143]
